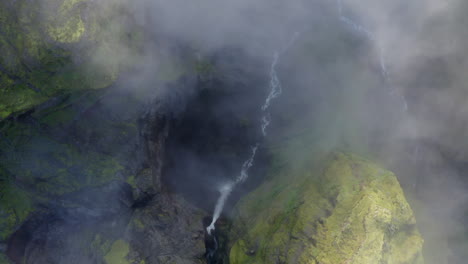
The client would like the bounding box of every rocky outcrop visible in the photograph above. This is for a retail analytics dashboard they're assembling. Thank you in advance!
[127,194,206,264]
[229,153,424,264]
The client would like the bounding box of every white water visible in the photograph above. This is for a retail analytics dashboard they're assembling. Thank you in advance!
[261,52,282,112]
[237,144,259,183]
[206,183,233,234]
[337,0,408,112]
[261,114,271,136]
[207,35,298,235]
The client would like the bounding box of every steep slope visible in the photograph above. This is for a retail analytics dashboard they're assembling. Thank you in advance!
[229,153,424,264]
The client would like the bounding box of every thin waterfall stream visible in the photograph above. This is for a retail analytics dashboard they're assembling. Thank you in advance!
[206,33,299,235]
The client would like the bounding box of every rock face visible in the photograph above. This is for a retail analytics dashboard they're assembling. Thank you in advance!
[229,153,424,264]
[0,67,205,263]
[0,82,209,264]
[0,0,209,262]
[127,194,206,264]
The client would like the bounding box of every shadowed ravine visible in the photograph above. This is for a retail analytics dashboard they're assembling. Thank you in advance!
[206,50,284,235]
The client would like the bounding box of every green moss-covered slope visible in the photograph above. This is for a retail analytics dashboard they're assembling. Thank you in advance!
[229,153,424,264]
[0,86,144,243]
[0,168,33,240]
[0,0,144,120]
[104,239,131,264]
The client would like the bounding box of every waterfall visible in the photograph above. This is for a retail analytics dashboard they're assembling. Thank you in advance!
[261,52,282,112]
[206,183,233,234]
[337,0,408,112]
[206,34,299,235]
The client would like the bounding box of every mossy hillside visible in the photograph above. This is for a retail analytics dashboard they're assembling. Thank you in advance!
[0,0,214,120]
[0,0,76,118]
[104,239,131,264]
[0,126,123,240]
[46,0,87,43]
[0,121,125,197]
[0,168,33,241]
[0,0,147,120]
[229,153,424,264]
[90,234,114,257]
[0,86,144,242]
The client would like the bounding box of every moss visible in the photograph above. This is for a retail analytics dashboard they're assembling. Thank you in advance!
[126,175,137,189]
[104,239,131,264]
[0,0,142,120]
[0,253,12,264]
[0,116,125,197]
[47,14,85,43]
[45,0,87,43]
[131,217,145,230]
[194,60,214,75]
[0,168,34,240]
[26,144,124,196]
[229,153,424,264]
[0,83,47,119]
[90,234,113,256]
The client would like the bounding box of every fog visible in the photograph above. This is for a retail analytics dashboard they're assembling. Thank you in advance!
[5,0,468,263]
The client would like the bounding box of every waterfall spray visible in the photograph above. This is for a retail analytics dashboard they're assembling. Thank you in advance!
[206,34,299,235]
[337,0,408,112]
[205,144,260,234]
[206,183,233,234]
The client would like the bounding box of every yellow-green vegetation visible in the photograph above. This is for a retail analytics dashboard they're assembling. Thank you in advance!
[131,217,145,230]
[46,0,87,43]
[104,239,131,264]
[90,234,113,256]
[0,0,147,120]
[0,168,33,240]
[0,0,74,118]
[126,175,137,189]
[230,153,424,264]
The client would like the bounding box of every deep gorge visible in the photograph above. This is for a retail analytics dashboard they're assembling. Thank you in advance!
[2,0,468,264]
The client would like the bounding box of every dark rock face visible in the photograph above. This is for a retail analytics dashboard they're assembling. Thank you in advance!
[140,104,170,193]
[8,182,133,264]
[128,194,206,264]
[0,76,207,264]
[0,25,271,263]
[163,49,270,212]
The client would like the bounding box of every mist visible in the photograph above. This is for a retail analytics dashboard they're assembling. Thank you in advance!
[2,0,468,263]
